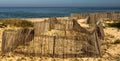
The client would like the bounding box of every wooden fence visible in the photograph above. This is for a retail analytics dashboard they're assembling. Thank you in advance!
[1,18,104,58]
[11,33,101,58]
[31,35,99,58]
[71,12,120,24]
[34,18,74,36]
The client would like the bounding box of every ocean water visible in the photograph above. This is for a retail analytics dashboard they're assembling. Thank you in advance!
[0,7,120,18]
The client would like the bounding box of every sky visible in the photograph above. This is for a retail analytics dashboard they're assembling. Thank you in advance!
[0,0,120,7]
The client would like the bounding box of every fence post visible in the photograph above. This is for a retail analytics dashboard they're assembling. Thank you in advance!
[94,30,102,57]
[53,33,57,57]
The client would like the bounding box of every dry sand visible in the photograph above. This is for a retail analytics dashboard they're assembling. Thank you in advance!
[0,17,120,61]
[24,17,69,23]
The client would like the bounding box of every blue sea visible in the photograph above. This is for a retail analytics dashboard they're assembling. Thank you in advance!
[0,7,120,18]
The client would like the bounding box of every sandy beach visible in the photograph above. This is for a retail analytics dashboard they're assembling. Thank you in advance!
[0,0,120,60]
[0,17,119,61]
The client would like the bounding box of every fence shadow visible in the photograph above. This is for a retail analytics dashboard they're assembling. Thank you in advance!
[13,51,100,58]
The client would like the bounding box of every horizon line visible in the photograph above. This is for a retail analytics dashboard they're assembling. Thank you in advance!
[0,6,120,8]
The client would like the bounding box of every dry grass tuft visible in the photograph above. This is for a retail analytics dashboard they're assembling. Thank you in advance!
[113,39,120,44]
[0,18,33,27]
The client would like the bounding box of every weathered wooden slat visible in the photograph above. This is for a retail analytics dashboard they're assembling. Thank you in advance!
[96,21,105,40]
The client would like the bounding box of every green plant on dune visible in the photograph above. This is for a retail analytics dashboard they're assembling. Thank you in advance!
[113,39,120,44]
[0,18,33,27]
[107,19,120,29]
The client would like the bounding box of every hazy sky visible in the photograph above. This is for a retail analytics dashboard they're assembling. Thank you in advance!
[0,0,120,7]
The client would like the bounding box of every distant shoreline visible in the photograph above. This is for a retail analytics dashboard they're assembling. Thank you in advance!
[0,7,120,18]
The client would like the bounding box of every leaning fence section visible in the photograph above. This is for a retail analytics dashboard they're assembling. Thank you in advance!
[2,28,34,54]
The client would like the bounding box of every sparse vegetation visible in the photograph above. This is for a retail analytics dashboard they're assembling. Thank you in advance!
[0,18,33,27]
[107,19,120,29]
[113,39,120,44]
